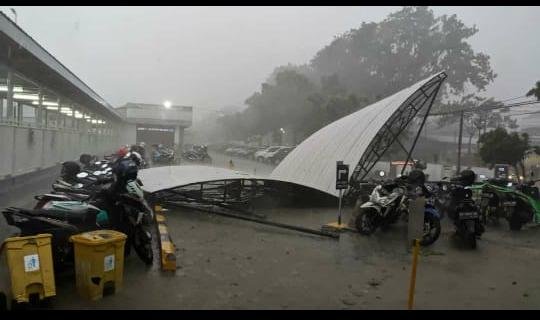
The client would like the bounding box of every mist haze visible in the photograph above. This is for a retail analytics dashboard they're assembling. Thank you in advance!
[1,6,539,111]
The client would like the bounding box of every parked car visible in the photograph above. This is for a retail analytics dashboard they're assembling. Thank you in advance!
[247,147,266,160]
[224,147,242,156]
[254,146,281,162]
[268,146,293,164]
[257,146,290,163]
[234,147,252,158]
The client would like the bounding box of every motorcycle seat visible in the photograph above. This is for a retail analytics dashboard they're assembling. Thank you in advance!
[26,207,96,225]
[53,192,91,201]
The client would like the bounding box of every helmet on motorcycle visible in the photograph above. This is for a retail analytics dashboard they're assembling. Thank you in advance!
[459,169,476,186]
[407,169,426,186]
[79,154,93,166]
[61,161,81,180]
[117,146,129,158]
[127,151,143,167]
[113,158,138,181]
[413,160,427,170]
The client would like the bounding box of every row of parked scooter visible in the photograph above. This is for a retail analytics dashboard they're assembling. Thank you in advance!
[221,145,294,165]
[2,146,155,270]
[150,143,212,165]
[350,169,540,249]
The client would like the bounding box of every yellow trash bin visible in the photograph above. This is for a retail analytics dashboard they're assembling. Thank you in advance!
[2,233,56,303]
[70,230,127,301]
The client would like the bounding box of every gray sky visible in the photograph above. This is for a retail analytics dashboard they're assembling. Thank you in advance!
[1,6,539,113]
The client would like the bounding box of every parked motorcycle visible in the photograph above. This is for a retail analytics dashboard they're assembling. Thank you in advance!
[351,170,441,246]
[182,145,212,163]
[472,178,540,230]
[151,145,176,164]
[439,170,485,248]
[3,157,155,267]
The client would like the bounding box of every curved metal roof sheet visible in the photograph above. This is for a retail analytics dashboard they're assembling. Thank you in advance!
[139,165,256,193]
[269,72,446,197]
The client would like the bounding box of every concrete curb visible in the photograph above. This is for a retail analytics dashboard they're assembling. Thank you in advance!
[154,205,177,272]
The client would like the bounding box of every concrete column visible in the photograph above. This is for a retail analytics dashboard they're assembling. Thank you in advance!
[37,88,43,127]
[55,99,60,128]
[175,125,184,148]
[6,68,14,122]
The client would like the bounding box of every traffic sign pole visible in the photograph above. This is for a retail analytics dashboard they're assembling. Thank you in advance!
[338,189,343,225]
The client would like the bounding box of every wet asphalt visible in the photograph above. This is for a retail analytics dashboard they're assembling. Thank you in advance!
[1,152,540,309]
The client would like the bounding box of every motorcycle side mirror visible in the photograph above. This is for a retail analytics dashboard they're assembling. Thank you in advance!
[76,172,89,179]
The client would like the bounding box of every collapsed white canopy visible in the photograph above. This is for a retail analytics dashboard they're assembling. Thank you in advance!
[139,165,255,193]
[269,72,446,197]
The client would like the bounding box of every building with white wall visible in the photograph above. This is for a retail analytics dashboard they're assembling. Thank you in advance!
[116,102,192,148]
[0,12,122,179]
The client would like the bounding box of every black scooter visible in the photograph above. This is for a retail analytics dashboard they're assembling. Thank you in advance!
[439,170,485,248]
[3,169,154,268]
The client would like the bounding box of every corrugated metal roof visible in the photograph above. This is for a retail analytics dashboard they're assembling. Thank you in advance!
[269,72,446,197]
[139,165,256,193]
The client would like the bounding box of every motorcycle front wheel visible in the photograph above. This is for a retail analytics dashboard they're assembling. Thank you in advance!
[419,214,441,246]
[355,207,378,235]
[133,225,154,265]
[467,233,477,249]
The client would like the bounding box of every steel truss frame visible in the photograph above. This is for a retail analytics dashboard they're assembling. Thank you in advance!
[149,178,269,212]
[349,72,447,193]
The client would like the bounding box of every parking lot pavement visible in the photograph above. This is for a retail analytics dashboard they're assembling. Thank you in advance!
[42,204,540,309]
[207,151,275,177]
[3,155,540,309]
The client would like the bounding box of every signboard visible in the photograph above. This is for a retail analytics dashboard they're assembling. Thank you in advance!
[494,164,509,179]
[24,254,40,272]
[336,161,349,190]
[104,254,115,272]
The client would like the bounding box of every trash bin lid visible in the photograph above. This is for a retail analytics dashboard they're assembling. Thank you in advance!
[2,233,52,244]
[70,230,127,245]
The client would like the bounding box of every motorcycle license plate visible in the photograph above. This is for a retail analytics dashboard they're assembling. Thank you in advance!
[459,211,478,219]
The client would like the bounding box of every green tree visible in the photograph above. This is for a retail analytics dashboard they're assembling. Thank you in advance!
[310,6,496,101]
[526,81,540,100]
[478,127,530,180]
[243,70,318,139]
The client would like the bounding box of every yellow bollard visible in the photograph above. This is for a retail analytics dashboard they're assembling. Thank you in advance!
[407,239,420,310]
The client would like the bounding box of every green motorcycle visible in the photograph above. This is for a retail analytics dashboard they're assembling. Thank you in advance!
[471,179,540,230]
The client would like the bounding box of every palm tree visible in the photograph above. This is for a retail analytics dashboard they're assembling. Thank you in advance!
[526,81,540,100]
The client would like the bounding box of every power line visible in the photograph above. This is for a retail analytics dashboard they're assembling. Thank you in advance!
[427,100,540,117]
[501,109,540,117]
